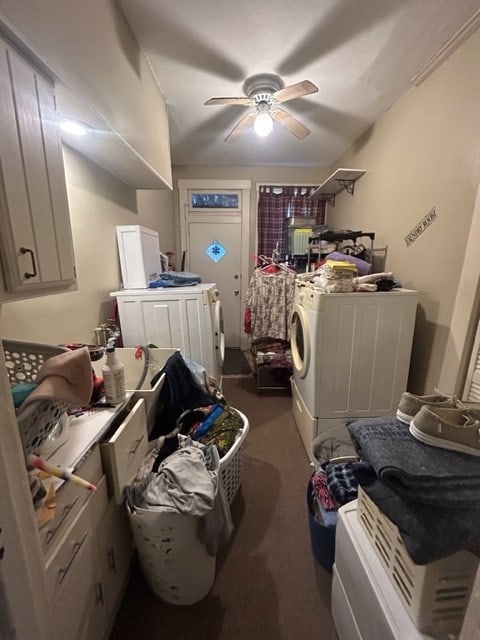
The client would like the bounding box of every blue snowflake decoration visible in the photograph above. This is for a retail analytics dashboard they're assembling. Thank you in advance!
[205,240,227,263]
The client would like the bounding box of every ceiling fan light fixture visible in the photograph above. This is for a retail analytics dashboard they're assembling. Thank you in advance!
[254,111,273,138]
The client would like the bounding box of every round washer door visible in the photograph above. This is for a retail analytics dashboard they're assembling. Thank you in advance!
[214,300,225,368]
[290,303,310,379]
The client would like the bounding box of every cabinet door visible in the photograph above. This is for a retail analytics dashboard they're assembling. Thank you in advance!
[0,35,76,300]
[49,532,108,640]
[97,499,134,619]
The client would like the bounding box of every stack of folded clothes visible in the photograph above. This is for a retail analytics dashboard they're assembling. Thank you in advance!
[148,271,202,287]
[312,260,358,293]
[347,398,480,564]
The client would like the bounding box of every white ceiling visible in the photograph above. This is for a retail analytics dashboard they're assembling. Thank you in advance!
[118,0,480,168]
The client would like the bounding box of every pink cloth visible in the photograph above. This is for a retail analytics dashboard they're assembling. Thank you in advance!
[311,469,337,511]
[20,347,93,409]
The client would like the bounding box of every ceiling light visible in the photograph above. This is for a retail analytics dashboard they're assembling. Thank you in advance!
[254,112,273,138]
[59,119,88,136]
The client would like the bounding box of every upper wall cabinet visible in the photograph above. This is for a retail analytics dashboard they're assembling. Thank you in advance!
[0,34,76,302]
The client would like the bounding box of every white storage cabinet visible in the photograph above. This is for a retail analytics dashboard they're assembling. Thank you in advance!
[116,224,162,289]
[0,33,76,301]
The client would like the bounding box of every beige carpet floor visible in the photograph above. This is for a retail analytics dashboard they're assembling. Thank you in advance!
[109,377,338,640]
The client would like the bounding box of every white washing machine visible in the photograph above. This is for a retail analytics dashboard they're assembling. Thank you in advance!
[111,283,225,381]
[290,281,418,459]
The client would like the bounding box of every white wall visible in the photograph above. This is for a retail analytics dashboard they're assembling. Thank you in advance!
[319,27,480,394]
[0,147,175,344]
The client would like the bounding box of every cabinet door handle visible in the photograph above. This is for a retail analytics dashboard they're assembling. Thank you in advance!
[46,495,80,545]
[57,532,88,585]
[129,435,144,456]
[95,582,105,606]
[107,548,117,573]
[20,246,37,279]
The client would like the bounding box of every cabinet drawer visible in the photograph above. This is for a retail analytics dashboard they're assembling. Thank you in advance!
[44,474,108,604]
[39,445,103,559]
[100,398,148,504]
[48,517,107,640]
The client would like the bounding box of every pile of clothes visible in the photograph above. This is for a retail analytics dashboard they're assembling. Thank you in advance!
[310,458,365,529]
[126,434,233,557]
[150,351,244,462]
[148,271,202,288]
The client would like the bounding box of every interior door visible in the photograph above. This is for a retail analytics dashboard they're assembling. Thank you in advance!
[187,216,241,347]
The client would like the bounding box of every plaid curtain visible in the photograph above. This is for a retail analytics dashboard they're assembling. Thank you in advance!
[257,186,325,258]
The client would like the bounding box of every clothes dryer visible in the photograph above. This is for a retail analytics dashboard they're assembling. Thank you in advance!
[111,283,224,381]
[290,281,417,458]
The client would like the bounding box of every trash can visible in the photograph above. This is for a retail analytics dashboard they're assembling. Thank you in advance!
[308,431,358,572]
[307,478,336,572]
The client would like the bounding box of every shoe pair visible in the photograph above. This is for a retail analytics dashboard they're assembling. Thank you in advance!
[397,392,480,457]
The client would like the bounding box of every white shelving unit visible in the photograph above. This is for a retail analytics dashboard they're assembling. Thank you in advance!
[310,168,366,205]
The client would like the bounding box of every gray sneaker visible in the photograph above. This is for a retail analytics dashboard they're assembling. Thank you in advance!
[409,406,480,457]
[396,392,458,424]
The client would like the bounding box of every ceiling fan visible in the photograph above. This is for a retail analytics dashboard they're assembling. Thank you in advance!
[204,73,318,142]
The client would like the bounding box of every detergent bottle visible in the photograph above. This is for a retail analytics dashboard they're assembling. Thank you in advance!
[102,340,126,404]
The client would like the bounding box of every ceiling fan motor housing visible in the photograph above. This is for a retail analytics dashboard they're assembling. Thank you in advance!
[244,73,284,111]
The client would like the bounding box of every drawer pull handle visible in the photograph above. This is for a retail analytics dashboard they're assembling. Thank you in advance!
[129,435,144,456]
[20,246,37,279]
[107,549,117,573]
[95,581,104,606]
[57,532,88,585]
[46,495,80,544]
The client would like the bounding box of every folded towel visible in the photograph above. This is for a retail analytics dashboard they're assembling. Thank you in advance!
[348,416,480,507]
[19,347,93,410]
[355,469,480,564]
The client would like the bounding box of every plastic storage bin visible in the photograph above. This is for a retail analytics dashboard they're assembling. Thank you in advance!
[116,224,162,289]
[3,339,69,455]
[357,487,479,635]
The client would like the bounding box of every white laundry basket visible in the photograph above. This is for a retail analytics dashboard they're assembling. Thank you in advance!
[127,446,221,605]
[128,507,216,605]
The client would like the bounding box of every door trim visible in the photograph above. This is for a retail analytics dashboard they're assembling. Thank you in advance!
[178,179,251,350]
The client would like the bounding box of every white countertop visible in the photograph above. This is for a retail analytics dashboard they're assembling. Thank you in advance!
[39,395,134,490]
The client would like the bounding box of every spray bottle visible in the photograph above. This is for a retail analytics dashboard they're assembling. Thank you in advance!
[102,339,126,404]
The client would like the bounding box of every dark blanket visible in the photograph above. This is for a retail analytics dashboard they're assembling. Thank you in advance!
[348,416,480,563]
[150,352,214,439]
[356,469,480,564]
[348,416,480,507]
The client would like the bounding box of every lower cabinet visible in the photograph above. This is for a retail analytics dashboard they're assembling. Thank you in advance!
[49,523,108,640]
[47,445,135,640]
[97,498,134,624]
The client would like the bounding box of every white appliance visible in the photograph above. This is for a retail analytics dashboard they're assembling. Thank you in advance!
[111,283,225,381]
[116,224,162,289]
[290,282,417,460]
[332,502,434,640]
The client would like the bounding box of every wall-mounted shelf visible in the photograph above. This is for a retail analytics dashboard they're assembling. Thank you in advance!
[310,168,366,205]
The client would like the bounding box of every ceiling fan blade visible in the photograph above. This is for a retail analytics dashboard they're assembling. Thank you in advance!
[272,107,311,139]
[225,112,256,142]
[273,80,318,103]
[204,97,252,106]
